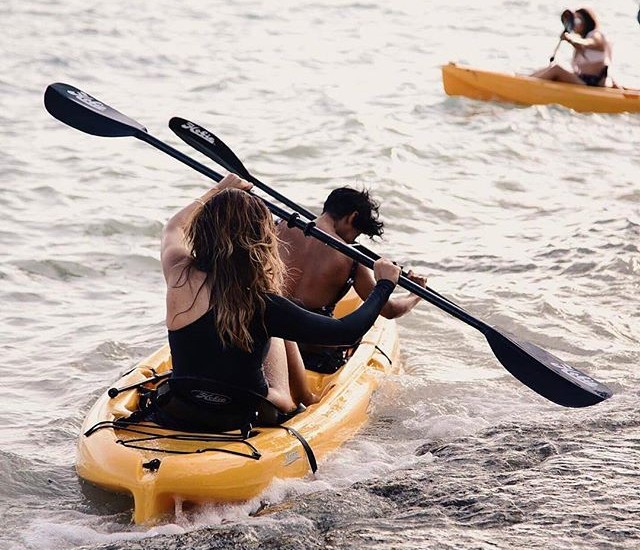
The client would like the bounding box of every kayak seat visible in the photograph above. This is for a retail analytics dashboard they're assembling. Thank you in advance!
[150,376,304,436]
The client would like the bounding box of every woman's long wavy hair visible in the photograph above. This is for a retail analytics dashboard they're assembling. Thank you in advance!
[182,188,285,352]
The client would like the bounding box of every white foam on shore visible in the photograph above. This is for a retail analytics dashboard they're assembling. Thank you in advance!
[17,516,184,550]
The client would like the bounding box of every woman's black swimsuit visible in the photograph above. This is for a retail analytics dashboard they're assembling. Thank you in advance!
[168,279,395,396]
[578,66,608,87]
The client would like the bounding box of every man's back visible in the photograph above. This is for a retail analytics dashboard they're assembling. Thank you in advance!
[278,220,356,311]
[276,187,424,324]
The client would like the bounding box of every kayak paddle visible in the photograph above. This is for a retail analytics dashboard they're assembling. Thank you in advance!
[549,9,575,63]
[168,117,462,311]
[168,116,613,409]
[43,83,612,408]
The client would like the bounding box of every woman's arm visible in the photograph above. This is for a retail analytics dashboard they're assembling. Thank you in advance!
[265,259,401,345]
[563,31,604,51]
[353,264,427,319]
[160,174,252,284]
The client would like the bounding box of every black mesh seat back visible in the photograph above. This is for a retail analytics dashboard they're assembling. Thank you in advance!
[169,377,263,411]
[153,377,264,433]
[168,377,289,426]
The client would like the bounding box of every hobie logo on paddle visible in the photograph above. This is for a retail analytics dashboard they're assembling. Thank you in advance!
[190,389,231,405]
[181,121,215,145]
[549,360,603,392]
[66,89,107,112]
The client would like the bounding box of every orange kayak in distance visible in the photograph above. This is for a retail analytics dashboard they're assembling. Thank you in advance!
[442,62,640,114]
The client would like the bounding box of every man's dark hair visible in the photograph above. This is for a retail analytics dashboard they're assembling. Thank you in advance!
[322,187,384,237]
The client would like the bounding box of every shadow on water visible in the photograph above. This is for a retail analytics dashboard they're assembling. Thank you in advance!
[78,481,134,520]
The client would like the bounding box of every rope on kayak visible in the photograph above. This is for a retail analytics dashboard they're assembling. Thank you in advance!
[85,419,317,471]
[374,345,392,365]
[84,420,262,459]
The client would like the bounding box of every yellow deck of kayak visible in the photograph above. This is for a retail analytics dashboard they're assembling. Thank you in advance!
[442,62,640,113]
[76,292,400,524]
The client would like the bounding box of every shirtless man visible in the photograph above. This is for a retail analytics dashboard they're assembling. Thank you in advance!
[277,187,426,372]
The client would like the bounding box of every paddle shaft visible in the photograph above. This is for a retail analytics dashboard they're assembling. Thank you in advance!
[550,10,574,63]
[169,118,478,321]
[549,39,563,62]
[240,167,316,221]
[135,132,485,333]
[43,83,612,407]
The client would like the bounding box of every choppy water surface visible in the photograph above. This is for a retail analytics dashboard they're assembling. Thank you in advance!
[1,0,639,548]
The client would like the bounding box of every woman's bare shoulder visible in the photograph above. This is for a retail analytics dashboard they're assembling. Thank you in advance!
[165,269,210,329]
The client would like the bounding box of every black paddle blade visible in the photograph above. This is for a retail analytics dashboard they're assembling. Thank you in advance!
[44,83,146,138]
[485,327,612,407]
[561,9,574,32]
[169,117,251,179]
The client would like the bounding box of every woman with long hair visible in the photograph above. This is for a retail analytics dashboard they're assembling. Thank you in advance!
[161,174,400,414]
[531,7,613,87]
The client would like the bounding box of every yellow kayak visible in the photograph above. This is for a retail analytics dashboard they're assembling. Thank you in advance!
[76,292,400,524]
[442,62,640,113]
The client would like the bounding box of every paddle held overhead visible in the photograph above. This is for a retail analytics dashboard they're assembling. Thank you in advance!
[43,83,612,408]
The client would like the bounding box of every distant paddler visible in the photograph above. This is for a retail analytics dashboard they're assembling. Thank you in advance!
[531,7,618,88]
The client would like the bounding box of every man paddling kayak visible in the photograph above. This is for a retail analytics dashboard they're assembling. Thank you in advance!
[277,187,426,372]
[531,7,616,87]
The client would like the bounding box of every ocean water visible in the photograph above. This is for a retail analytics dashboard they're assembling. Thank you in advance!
[1,0,639,548]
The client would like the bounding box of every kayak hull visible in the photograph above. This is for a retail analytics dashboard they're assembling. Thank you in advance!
[76,293,400,524]
[442,62,640,113]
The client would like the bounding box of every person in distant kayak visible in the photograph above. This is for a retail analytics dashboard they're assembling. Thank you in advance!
[531,7,614,87]
[161,174,400,415]
[277,187,427,373]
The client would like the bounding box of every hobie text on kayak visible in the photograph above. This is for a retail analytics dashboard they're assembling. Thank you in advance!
[190,389,231,405]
